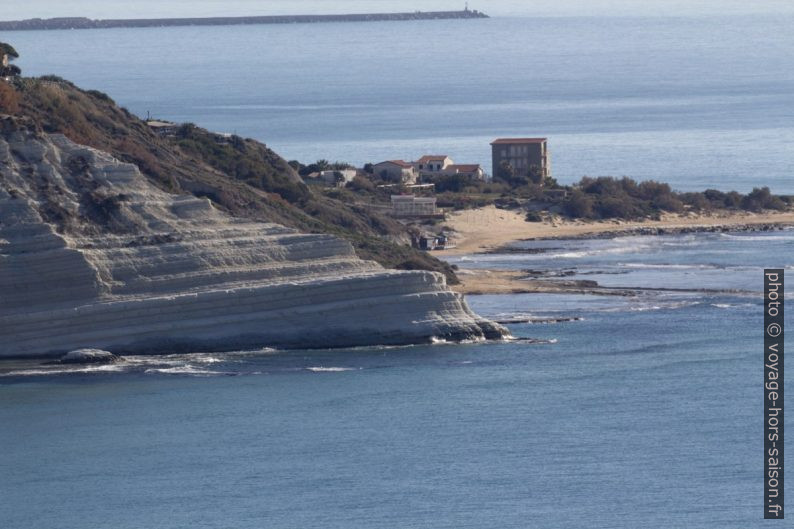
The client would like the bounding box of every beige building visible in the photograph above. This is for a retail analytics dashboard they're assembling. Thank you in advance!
[442,164,485,180]
[320,169,357,187]
[373,160,417,183]
[304,169,357,187]
[414,155,454,178]
[491,138,551,179]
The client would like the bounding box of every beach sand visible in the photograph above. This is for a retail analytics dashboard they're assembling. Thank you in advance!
[440,206,794,295]
[436,206,794,256]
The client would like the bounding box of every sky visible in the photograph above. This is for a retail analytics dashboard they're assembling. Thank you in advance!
[2,0,794,19]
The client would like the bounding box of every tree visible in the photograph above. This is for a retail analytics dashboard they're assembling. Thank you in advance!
[495,161,515,182]
[563,189,595,218]
[527,165,544,185]
[0,41,21,78]
[427,173,474,193]
[298,159,332,177]
[0,42,18,59]
[494,161,529,187]
[741,187,787,212]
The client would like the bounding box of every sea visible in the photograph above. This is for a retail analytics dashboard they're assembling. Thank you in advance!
[5,12,794,192]
[1,9,793,529]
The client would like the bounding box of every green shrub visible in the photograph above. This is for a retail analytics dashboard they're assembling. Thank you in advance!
[85,90,114,103]
[741,187,787,211]
[563,189,595,218]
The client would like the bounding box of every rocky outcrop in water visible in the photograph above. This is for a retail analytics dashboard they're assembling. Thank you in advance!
[0,120,505,357]
[58,349,121,364]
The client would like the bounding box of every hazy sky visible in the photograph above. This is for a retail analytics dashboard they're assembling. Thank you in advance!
[2,0,794,19]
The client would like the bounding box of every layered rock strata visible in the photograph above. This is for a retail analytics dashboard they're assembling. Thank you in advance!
[0,124,505,357]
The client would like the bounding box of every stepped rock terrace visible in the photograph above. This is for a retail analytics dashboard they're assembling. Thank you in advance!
[0,121,505,358]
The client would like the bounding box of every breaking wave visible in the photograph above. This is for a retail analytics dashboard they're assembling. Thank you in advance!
[0,363,128,377]
[143,365,224,376]
[719,232,794,241]
[619,262,727,270]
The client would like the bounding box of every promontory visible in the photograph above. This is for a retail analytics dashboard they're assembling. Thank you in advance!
[0,10,488,31]
[0,76,506,358]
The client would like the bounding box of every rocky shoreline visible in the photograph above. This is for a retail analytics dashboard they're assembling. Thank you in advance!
[481,220,794,255]
[517,220,793,243]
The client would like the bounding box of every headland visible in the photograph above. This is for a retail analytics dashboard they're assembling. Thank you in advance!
[0,10,488,31]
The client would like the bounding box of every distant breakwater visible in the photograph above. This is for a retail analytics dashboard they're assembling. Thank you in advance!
[0,10,488,31]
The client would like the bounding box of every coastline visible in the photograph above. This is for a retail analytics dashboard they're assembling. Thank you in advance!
[439,206,794,295]
[436,206,794,256]
[0,10,488,31]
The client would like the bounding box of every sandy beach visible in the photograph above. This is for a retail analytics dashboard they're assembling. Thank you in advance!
[439,206,794,295]
[436,206,794,256]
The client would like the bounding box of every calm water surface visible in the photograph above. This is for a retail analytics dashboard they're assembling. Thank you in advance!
[1,12,792,528]
[1,230,791,528]
[6,14,794,191]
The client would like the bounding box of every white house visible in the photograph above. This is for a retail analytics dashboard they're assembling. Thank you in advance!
[414,155,454,178]
[373,160,417,183]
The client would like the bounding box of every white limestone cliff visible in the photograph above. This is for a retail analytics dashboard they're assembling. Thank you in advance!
[0,123,505,357]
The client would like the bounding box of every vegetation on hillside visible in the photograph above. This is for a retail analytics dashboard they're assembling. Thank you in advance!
[1,39,788,282]
[373,169,791,221]
[559,177,789,220]
[174,124,310,205]
[0,72,458,282]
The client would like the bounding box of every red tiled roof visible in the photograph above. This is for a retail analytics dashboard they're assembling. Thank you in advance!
[490,138,547,145]
[447,164,482,172]
[376,160,413,168]
[416,155,450,163]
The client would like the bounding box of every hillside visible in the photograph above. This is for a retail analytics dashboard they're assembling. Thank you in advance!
[0,75,458,282]
[0,106,506,357]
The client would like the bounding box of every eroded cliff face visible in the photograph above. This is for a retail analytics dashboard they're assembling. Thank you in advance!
[0,121,506,357]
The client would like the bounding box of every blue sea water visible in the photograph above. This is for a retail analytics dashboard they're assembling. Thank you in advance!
[5,14,794,191]
[1,12,793,528]
[1,230,791,528]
